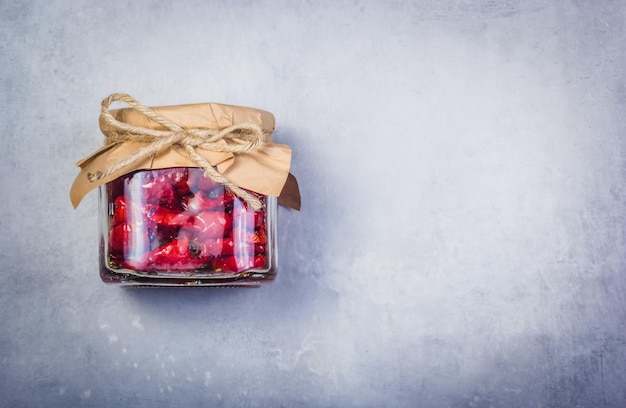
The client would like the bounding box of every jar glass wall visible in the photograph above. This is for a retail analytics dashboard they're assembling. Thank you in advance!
[98,167,277,287]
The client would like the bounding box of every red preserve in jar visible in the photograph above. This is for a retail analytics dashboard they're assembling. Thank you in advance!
[99,167,277,286]
[70,94,300,287]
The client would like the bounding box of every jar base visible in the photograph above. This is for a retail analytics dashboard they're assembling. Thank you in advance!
[99,263,276,287]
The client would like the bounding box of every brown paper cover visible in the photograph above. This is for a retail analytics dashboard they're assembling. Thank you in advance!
[70,101,300,210]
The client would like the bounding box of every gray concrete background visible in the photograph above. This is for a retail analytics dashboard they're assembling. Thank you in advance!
[1,1,625,407]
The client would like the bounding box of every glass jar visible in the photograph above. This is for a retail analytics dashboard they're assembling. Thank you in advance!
[98,167,277,287]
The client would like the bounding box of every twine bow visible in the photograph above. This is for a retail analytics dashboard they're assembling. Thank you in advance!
[93,93,266,210]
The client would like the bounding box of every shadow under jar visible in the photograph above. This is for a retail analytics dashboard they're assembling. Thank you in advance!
[98,167,277,287]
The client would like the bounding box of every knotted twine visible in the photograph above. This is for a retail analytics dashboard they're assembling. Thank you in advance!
[92,93,266,210]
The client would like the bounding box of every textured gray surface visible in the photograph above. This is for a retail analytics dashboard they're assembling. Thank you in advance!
[1,1,625,407]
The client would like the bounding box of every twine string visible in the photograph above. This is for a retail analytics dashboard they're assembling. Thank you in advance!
[90,93,265,210]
